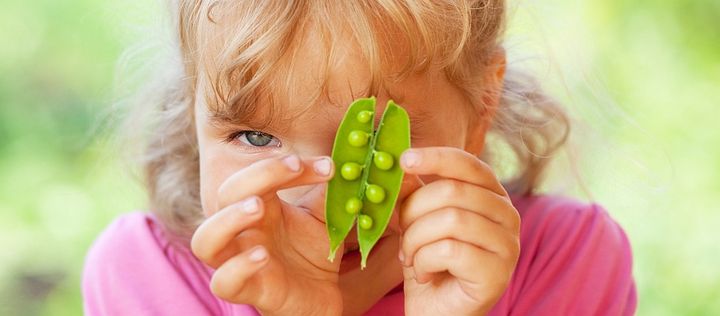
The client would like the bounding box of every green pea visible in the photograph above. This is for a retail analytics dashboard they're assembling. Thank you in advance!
[373,151,394,170]
[345,197,363,214]
[357,111,373,123]
[365,184,386,204]
[325,97,410,269]
[340,162,363,181]
[347,130,369,147]
[358,214,373,230]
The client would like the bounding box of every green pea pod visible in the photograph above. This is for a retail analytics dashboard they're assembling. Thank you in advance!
[325,97,375,261]
[357,100,410,268]
[325,97,411,269]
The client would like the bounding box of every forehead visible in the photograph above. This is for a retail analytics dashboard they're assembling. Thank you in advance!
[194,3,466,133]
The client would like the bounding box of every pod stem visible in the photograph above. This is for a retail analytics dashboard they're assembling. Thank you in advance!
[357,131,379,202]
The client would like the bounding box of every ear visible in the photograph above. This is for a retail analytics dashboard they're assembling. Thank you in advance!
[465,48,506,156]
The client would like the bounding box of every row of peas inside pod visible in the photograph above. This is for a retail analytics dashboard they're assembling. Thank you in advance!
[325,97,410,268]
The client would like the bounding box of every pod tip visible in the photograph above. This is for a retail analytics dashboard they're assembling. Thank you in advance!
[328,248,338,262]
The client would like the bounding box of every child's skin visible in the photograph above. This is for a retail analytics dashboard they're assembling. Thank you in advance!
[190,24,520,315]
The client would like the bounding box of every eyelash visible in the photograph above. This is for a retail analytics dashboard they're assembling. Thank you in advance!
[224,129,420,151]
[225,130,281,150]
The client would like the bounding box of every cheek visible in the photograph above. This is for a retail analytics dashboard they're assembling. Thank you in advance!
[198,146,259,216]
[437,119,469,148]
[439,99,480,148]
[198,150,229,216]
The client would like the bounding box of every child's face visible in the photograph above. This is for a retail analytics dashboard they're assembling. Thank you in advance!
[193,26,500,299]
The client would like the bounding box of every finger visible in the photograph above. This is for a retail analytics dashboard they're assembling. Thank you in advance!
[400,179,520,232]
[191,196,264,268]
[400,207,518,266]
[210,245,269,304]
[400,147,507,196]
[396,174,425,207]
[292,168,425,225]
[218,155,334,210]
[412,239,514,300]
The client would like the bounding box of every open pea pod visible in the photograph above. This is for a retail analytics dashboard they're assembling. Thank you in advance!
[357,100,409,268]
[325,97,375,260]
[325,97,410,269]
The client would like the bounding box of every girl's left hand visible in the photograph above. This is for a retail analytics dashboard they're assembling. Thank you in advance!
[398,147,521,315]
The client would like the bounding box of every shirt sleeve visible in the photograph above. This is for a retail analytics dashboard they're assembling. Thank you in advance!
[82,212,226,316]
[491,197,637,315]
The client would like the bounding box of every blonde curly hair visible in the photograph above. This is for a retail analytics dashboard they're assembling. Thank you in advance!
[125,0,569,241]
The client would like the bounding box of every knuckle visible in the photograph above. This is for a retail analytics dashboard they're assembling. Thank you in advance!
[216,157,291,205]
[216,188,231,209]
[470,154,489,173]
[443,207,465,227]
[209,273,234,300]
[440,179,464,200]
[401,235,414,256]
[451,147,485,172]
[190,227,211,262]
[510,236,521,261]
[457,147,476,161]
[510,209,521,232]
[498,197,521,232]
[266,159,289,178]
[497,260,516,287]
[503,199,522,232]
[209,260,249,303]
[403,226,423,255]
[228,201,256,222]
[499,234,521,262]
[438,239,459,258]
[430,147,445,165]
[460,148,488,170]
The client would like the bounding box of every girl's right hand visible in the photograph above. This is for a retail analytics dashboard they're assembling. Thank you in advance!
[191,155,343,315]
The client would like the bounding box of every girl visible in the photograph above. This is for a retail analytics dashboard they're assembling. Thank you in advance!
[83,1,636,315]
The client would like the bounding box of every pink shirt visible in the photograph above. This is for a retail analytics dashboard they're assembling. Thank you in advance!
[82,195,636,315]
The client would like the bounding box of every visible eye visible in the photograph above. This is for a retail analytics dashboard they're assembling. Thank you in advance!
[230,131,281,148]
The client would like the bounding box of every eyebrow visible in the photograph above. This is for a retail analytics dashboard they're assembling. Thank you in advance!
[207,98,430,139]
[206,101,302,135]
[207,111,268,132]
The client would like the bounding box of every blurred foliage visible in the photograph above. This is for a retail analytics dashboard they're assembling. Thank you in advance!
[0,0,718,315]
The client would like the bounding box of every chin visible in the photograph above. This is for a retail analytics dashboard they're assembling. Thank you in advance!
[339,234,396,275]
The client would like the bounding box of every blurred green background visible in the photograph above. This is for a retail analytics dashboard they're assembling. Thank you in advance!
[0,0,717,315]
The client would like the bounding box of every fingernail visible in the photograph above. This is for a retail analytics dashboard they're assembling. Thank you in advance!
[402,150,420,168]
[313,158,332,176]
[248,246,268,262]
[398,250,405,263]
[243,197,259,214]
[283,155,301,172]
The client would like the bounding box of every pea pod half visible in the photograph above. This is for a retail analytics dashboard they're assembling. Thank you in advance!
[325,97,411,268]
